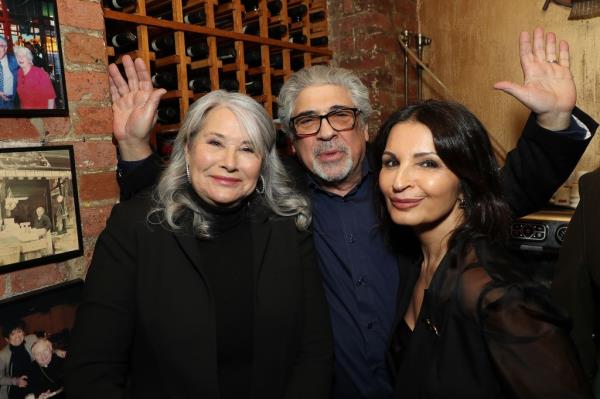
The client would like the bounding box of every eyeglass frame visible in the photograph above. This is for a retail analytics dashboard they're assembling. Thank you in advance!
[289,107,362,137]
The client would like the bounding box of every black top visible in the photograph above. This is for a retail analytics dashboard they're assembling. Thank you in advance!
[388,241,592,399]
[197,196,254,399]
[26,355,65,398]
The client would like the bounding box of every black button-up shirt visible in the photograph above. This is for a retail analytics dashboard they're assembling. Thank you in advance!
[309,159,399,399]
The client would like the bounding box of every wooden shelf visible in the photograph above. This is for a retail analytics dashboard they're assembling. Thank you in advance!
[103,0,330,147]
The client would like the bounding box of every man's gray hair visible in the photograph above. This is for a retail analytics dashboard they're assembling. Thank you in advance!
[150,90,311,238]
[277,65,373,139]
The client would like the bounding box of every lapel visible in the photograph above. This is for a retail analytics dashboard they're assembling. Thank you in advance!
[173,229,209,285]
[250,202,273,287]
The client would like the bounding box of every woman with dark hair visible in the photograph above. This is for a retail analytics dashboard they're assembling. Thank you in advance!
[373,100,592,398]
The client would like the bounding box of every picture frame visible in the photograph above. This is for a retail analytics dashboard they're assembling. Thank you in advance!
[0,145,83,273]
[0,0,69,117]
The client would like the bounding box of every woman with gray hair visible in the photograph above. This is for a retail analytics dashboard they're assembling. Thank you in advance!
[65,89,333,399]
[13,46,55,109]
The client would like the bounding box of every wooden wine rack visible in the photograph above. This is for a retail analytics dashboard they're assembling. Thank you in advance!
[103,0,331,139]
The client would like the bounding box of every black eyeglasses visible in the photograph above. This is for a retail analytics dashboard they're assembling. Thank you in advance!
[289,107,361,137]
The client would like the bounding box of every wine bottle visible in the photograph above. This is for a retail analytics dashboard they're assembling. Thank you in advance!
[291,56,304,70]
[311,36,328,46]
[150,34,174,53]
[309,10,326,23]
[245,79,263,96]
[244,22,287,39]
[110,31,137,49]
[186,42,209,58]
[243,0,259,12]
[184,10,206,24]
[267,0,282,15]
[270,53,283,69]
[217,46,236,63]
[288,31,307,44]
[106,0,135,10]
[244,47,262,67]
[188,76,211,92]
[271,80,283,96]
[157,106,179,124]
[288,4,308,22]
[151,71,177,89]
[220,78,240,92]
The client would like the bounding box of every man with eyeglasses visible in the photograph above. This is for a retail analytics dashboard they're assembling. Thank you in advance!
[0,37,19,109]
[107,28,595,399]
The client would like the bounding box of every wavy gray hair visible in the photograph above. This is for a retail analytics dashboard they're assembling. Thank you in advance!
[277,65,373,139]
[150,90,311,238]
[13,46,33,63]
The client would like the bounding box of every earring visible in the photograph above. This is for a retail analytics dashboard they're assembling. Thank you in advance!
[255,175,265,194]
[458,198,466,209]
[186,163,191,183]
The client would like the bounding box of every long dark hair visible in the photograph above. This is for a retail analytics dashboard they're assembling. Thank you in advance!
[372,100,512,274]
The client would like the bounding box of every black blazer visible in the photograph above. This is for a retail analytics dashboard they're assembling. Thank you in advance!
[64,193,333,399]
[552,168,600,383]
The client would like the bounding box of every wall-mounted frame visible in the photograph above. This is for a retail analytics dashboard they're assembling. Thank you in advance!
[0,146,83,273]
[0,0,68,117]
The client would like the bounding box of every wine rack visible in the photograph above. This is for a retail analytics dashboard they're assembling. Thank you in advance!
[103,0,332,143]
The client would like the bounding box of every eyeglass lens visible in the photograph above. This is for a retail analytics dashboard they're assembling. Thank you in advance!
[294,109,357,135]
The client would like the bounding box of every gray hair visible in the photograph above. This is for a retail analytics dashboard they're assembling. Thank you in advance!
[150,90,311,238]
[13,46,33,62]
[277,65,373,139]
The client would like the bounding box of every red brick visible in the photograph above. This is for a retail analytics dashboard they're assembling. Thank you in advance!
[0,119,40,140]
[74,107,114,135]
[11,264,69,294]
[65,71,110,102]
[78,172,119,202]
[336,12,393,34]
[44,117,72,138]
[73,140,117,169]
[80,204,115,237]
[57,0,105,30]
[64,33,106,66]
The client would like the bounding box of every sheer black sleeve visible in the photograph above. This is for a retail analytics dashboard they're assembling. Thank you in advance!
[470,272,594,398]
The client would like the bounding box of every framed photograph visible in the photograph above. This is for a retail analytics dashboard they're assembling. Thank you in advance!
[0,0,68,116]
[0,145,83,273]
[0,278,83,395]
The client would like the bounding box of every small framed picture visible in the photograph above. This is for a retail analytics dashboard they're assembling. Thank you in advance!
[0,0,68,116]
[0,145,83,273]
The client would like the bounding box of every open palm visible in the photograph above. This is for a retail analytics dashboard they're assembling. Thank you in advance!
[494,28,575,130]
[109,56,166,160]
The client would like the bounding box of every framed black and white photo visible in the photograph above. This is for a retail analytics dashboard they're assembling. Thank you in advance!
[0,146,83,272]
[0,0,68,116]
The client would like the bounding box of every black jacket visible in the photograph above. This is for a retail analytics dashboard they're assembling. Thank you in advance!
[64,193,333,399]
[552,168,600,383]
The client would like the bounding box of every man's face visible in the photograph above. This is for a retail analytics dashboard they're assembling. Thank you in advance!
[0,41,7,60]
[36,207,44,217]
[291,85,368,191]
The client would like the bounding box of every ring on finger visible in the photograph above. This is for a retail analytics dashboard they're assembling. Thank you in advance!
[547,59,558,64]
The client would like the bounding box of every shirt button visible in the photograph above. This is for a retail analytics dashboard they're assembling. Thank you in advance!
[346,233,355,243]
[367,321,373,330]
[355,276,365,287]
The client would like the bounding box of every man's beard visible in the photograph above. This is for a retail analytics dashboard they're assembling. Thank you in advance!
[310,141,353,183]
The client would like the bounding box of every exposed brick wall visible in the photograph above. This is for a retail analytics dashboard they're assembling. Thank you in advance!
[0,0,114,299]
[328,0,418,138]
